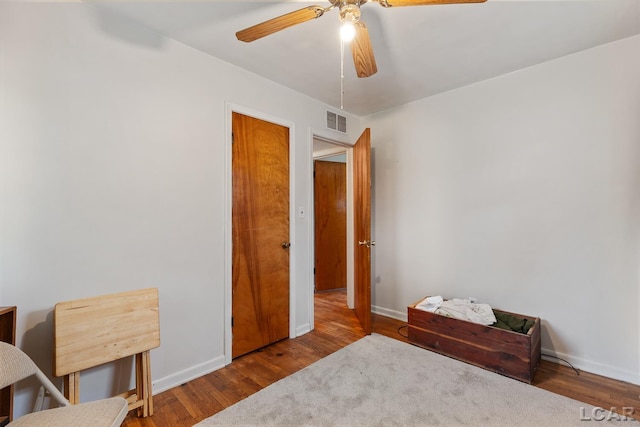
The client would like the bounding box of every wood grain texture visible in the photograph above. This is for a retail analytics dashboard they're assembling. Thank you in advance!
[353,128,372,334]
[232,112,290,358]
[408,302,541,383]
[351,22,377,78]
[314,160,347,291]
[63,373,80,404]
[53,288,160,377]
[121,291,640,427]
[236,6,324,42]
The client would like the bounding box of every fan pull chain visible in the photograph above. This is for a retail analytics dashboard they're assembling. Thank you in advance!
[340,38,345,110]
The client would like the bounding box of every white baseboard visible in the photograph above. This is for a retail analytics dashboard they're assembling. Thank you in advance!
[372,305,407,322]
[541,347,640,386]
[296,323,312,337]
[373,304,640,386]
[152,355,226,395]
[152,322,312,396]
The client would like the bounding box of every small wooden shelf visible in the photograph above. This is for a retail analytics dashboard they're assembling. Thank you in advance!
[0,306,16,426]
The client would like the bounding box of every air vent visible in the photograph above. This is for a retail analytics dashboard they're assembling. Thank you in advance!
[327,111,347,133]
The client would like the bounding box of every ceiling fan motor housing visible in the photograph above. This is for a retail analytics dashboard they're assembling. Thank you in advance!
[339,1,362,24]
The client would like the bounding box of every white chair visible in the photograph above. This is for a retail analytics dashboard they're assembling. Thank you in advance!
[0,341,128,427]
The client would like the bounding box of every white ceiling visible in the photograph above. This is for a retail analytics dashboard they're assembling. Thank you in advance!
[97,0,640,116]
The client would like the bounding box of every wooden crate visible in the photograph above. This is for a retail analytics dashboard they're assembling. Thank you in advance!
[408,300,541,384]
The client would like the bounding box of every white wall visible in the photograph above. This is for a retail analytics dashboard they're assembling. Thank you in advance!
[0,3,362,416]
[365,35,640,383]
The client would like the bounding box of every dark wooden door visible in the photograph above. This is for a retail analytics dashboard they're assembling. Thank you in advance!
[354,128,372,335]
[314,160,347,291]
[232,112,290,358]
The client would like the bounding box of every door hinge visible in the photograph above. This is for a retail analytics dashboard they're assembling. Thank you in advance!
[231,316,234,327]
[231,132,234,144]
[314,267,316,274]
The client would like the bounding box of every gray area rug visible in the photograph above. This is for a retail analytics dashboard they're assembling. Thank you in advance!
[195,334,638,426]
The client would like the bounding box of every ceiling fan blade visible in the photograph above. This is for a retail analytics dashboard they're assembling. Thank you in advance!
[236,6,326,42]
[382,0,487,6]
[351,22,377,78]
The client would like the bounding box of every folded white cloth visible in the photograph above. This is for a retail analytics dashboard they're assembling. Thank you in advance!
[435,298,496,325]
[415,295,444,313]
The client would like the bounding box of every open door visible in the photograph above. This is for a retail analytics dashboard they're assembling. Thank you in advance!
[353,128,372,334]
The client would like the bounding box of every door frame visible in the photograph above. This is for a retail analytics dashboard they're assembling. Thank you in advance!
[224,103,296,364]
[308,131,355,333]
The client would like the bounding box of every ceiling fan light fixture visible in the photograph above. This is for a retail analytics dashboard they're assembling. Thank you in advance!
[340,21,356,42]
[339,2,360,43]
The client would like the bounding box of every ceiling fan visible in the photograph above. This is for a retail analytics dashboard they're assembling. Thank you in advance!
[236,0,488,78]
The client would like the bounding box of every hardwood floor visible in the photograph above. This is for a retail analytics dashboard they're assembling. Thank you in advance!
[122,291,639,426]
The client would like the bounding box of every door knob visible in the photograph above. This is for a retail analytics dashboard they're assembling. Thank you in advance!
[358,240,376,248]
[281,242,291,249]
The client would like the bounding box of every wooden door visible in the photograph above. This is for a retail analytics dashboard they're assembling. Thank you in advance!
[314,160,347,291]
[232,112,290,359]
[354,128,372,334]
